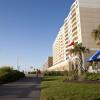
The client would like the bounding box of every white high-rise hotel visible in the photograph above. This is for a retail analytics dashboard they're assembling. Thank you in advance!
[48,0,100,71]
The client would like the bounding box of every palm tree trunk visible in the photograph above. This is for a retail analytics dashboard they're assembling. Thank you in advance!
[78,52,83,75]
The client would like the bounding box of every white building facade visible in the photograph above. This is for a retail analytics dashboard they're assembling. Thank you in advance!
[48,0,100,71]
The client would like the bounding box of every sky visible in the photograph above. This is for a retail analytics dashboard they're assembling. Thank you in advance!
[0,0,74,71]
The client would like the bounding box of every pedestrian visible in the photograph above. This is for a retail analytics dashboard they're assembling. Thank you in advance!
[36,69,41,77]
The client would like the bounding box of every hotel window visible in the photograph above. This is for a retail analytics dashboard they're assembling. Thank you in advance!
[73,36,78,41]
[65,33,68,37]
[72,20,77,26]
[64,22,68,27]
[70,3,75,11]
[72,17,76,23]
[65,30,68,34]
[71,9,76,14]
[65,38,67,41]
[64,28,68,32]
[73,32,77,37]
[72,26,77,32]
[66,49,69,52]
[71,13,76,18]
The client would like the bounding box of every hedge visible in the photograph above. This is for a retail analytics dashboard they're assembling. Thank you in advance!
[0,67,25,83]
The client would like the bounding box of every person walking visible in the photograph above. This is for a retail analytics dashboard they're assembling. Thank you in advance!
[36,69,41,77]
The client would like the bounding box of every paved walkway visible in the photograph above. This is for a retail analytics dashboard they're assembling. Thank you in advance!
[0,75,42,100]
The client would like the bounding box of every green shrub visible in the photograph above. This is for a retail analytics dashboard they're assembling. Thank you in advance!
[28,72,31,74]
[0,70,25,83]
[44,71,100,81]
[0,66,13,73]
[65,71,100,81]
[0,66,25,83]
[31,71,36,74]
[85,73,100,80]
[43,71,64,76]
[43,71,79,79]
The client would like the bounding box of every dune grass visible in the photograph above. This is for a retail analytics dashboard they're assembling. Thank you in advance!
[41,76,100,100]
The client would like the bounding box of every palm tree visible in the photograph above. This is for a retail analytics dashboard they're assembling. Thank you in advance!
[92,25,100,49]
[69,43,89,75]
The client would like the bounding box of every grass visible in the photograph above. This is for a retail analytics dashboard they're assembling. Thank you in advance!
[40,76,100,100]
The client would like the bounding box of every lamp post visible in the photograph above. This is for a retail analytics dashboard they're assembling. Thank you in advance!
[17,57,20,71]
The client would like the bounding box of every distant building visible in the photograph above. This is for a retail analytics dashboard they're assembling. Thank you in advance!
[48,0,100,71]
[43,56,53,71]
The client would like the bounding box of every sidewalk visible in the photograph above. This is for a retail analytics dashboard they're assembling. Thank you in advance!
[0,75,42,100]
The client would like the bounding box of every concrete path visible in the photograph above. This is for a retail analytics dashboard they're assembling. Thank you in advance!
[0,75,42,100]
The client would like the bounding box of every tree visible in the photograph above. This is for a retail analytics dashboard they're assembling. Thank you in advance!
[69,43,89,75]
[92,25,100,49]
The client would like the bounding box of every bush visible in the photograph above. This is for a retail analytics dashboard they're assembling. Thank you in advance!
[64,71,100,81]
[85,73,100,81]
[31,71,36,74]
[28,72,31,74]
[0,66,13,73]
[43,71,64,76]
[0,66,25,83]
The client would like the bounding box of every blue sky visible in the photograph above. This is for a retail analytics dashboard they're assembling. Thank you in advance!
[0,0,74,71]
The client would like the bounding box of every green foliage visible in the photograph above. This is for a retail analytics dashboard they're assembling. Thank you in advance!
[85,73,100,81]
[41,76,100,100]
[31,71,36,74]
[43,71,100,81]
[0,66,25,83]
[70,43,89,54]
[65,71,100,81]
[0,66,13,73]
[43,71,64,76]
[28,71,36,74]
[43,70,79,80]
[28,72,31,74]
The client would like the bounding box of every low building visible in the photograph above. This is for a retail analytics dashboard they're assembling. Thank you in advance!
[43,56,53,71]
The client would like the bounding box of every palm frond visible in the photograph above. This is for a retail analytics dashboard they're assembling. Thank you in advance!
[69,43,89,54]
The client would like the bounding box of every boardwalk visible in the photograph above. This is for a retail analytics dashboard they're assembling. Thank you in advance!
[0,75,42,100]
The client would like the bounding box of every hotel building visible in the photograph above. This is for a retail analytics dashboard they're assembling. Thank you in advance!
[48,0,100,71]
